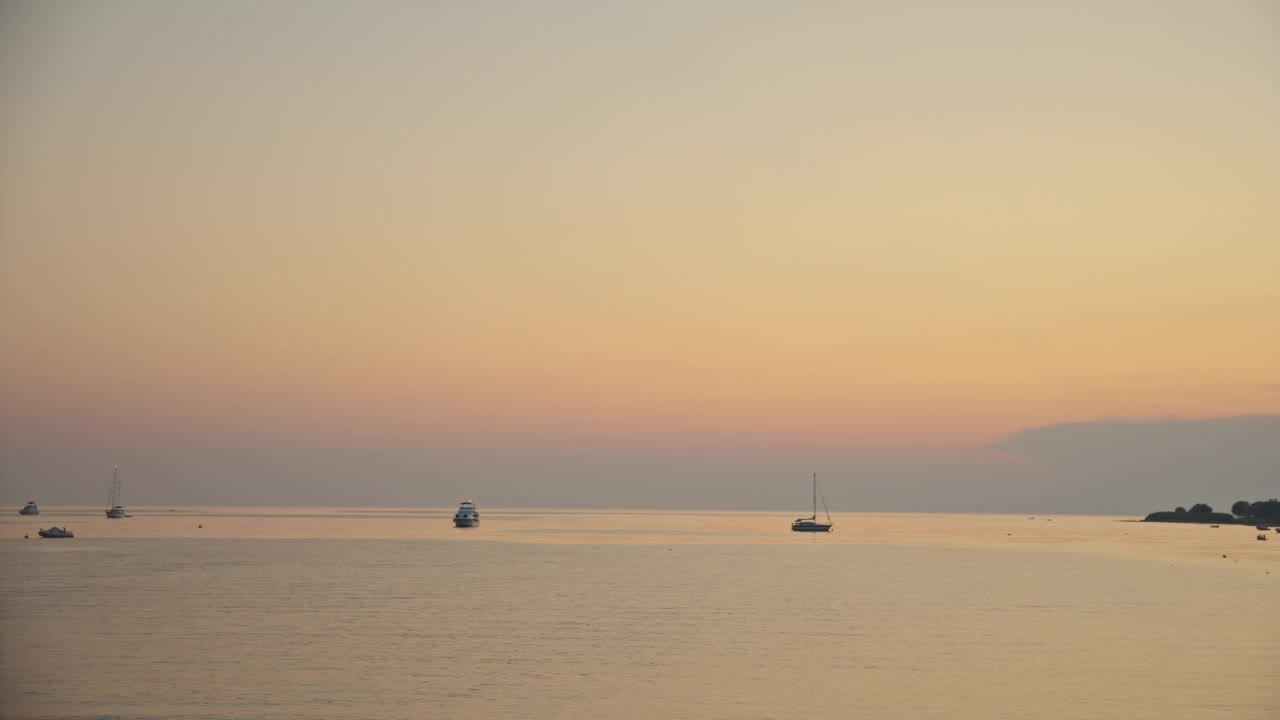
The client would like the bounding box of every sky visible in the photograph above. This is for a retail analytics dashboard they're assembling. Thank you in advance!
[1,0,1277,513]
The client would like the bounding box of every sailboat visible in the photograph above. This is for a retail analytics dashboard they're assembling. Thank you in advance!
[791,473,833,532]
[105,466,129,518]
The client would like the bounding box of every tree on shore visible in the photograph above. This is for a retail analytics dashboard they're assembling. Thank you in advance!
[1249,499,1280,521]
[1145,498,1280,524]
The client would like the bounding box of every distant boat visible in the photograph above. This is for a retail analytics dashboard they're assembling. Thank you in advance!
[19,501,39,516]
[453,500,479,528]
[1256,524,1271,531]
[791,473,833,532]
[105,466,129,518]
[38,526,73,539]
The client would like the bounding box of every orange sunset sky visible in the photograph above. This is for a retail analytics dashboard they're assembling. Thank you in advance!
[1,1,1277,511]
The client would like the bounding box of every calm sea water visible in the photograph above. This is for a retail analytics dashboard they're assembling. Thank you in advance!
[1,508,1276,719]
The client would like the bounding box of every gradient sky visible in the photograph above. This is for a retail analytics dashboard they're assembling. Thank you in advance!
[2,1,1277,512]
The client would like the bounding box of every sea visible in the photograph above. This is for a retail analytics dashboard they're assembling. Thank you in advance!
[1,507,1276,719]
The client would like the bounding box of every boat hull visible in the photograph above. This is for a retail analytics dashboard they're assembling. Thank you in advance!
[791,522,833,532]
[453,518,478,528]
[37,529,73,539]
[19,508,38,516]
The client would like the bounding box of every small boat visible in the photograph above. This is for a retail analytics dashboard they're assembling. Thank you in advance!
[18,501,39,516]
[791,473,833,532]
[37,527,73,539]
[105,466,129,518]
[453,500,479,528]
[1256,524,1271,531]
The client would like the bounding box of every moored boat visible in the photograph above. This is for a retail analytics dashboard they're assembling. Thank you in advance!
[19,501,39,516]
[38,526,73,539]
[791,473,833,532]
[453,500,479,528]
[105,466,129,518]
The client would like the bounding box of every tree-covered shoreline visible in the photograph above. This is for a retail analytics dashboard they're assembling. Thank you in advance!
[1143,498,1280,524]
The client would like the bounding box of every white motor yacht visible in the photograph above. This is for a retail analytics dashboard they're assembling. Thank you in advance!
[453,501,479,528]
[19,501,39,516]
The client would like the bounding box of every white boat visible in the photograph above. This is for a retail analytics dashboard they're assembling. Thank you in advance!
[105,466,129,518]
[791,473,833,532]
[38,526,73,539]
[453,500,479,528]
[18,501,39,516]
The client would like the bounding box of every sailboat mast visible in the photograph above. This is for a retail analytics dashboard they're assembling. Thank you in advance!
[812,473,818,519]
[107,466,119,508]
